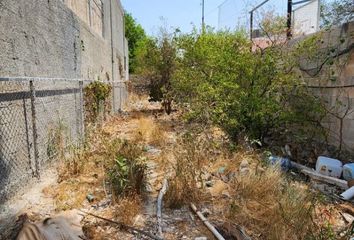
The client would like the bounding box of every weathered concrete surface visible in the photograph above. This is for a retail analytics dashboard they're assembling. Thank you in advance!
[298,22,354,151]
[0,0,81,78]
[0,0,129,82]
[0,0,129,203]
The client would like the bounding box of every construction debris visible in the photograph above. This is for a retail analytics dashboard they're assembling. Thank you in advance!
[190,203,225,240]
[341,186,354,201]
[301,169,348,190]
[316,156,343,178]
[157,179,168,238]
[80,211,163,240]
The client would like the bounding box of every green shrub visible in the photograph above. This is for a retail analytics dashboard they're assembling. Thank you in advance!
[107,140,146,197]
[172,29,325,145]
[84,81,112,124]
[135,29,178,114]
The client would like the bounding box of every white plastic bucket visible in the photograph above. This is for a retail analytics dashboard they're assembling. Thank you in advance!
[316,156,343,179]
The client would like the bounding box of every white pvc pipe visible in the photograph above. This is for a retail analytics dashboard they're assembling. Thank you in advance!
[340,186,354,200]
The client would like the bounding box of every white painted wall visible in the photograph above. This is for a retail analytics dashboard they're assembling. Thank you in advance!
[293,0,320,36]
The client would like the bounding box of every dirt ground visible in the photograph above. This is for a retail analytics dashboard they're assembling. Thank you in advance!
[2,93,354,240]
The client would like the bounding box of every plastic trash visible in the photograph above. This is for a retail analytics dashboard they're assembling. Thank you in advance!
[340,186,354,200]
[343,163,354,181]
[268,156,291,171]
[316,156,342,178]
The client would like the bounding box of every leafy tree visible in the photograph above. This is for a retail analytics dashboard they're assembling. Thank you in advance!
[135,29,178,114]
[124,12,146,73]
[321,0,354,28]
[172,28,325,144]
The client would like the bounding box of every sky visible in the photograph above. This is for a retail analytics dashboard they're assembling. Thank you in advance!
[121,0,314,35]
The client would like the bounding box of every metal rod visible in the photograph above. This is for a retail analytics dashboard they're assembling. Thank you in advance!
[202,0,205,32]
[287,0,293,39]
[249,0,270,13]
[249,0,270,42]
[29,80,40,179]
[79,81,85,142]
[292,0,311,6]
[109,0,116,113]
[23,98,34,176]
[250,11,253,41]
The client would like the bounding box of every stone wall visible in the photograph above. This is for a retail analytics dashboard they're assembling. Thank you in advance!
[298,22,354,152]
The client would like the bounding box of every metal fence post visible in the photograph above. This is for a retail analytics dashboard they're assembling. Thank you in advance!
[79,81,85,141]
[29,80,40,179]
[112,81,116,113]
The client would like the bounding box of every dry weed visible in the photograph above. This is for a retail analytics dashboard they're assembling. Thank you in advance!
[165,132,214,208]
[133,117,166,146]
[228,166,316,240]
[112,195,143,225]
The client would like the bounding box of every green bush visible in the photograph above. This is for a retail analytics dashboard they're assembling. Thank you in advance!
[172,29,325,144]
[84,81,112,123]
[107,140,146,197]
[135,30,178,114]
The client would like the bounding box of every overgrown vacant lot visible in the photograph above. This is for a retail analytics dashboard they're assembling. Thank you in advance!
[36,93,353,240]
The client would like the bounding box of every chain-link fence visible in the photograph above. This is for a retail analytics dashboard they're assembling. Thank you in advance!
[0,77,127,203]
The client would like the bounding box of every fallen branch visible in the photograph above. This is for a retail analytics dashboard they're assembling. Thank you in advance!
[301,169,348,190]
[157,179,168,238]
[79,210,163,240]
[190,203,226,240]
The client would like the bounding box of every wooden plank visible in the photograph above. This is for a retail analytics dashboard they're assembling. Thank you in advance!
[301,169,348,190]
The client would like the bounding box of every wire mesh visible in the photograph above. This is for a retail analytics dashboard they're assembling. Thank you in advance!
[0,77,128,203]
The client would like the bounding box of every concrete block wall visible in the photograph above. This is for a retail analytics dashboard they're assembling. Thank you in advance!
[0,0,129,84]
[0,0,129,203]
[0,0,81,78]
[298,22,354,151]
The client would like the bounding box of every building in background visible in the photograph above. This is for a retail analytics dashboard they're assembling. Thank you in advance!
[292,0,320,36]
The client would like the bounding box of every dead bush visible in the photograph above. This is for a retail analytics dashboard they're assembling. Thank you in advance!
[165,132,212,208]
[133,117,166,146]
[228,167,317,240]
[112,195,143,225]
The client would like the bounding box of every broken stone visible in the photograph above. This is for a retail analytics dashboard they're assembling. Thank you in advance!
[195,237,207,240]
[86,194,95,203]
[205,180,213,187]
[239,160,249,169]
[222,190,231,198]
[201,208,212,217]
[240,168,250,176]
[221,175,229,183]
[341,212,354,224]
[144,145,161,155]
[239,160,250,176]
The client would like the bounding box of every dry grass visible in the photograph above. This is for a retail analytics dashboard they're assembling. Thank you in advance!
[112,195,143,225]
[49,122,146,211]
[165,132,215,208]
[228,167,316,239]
[133,117,166,146]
